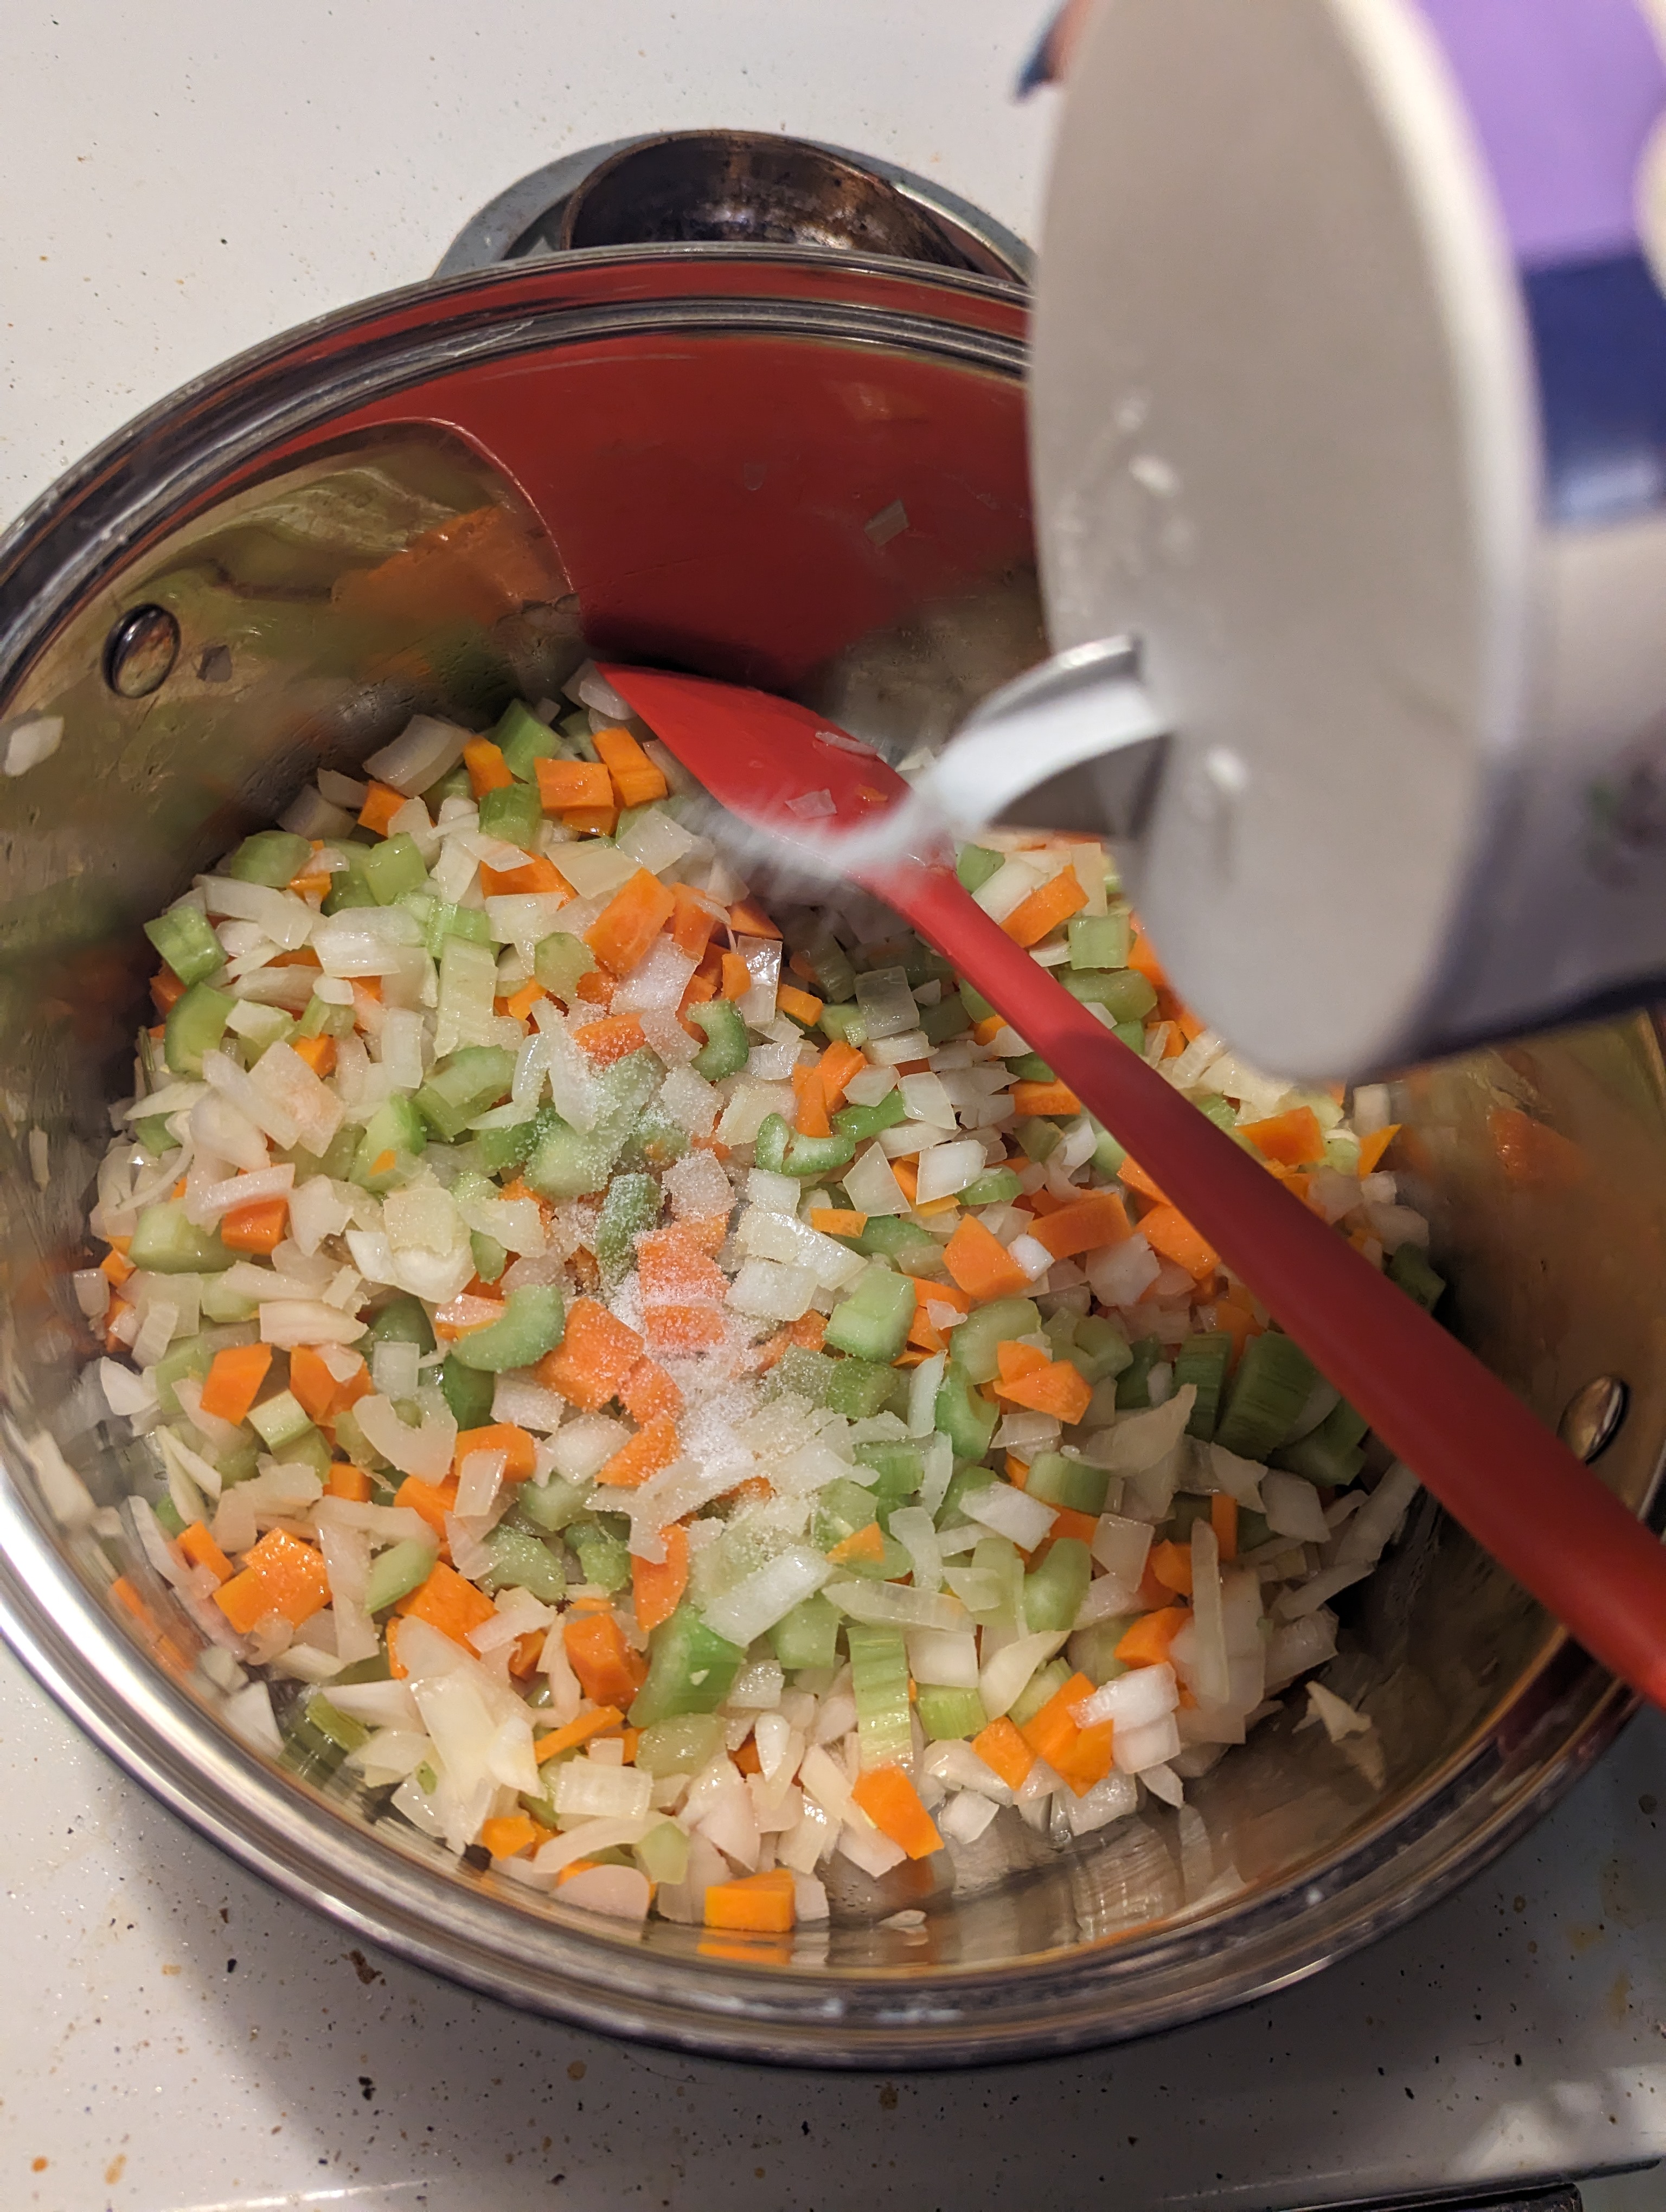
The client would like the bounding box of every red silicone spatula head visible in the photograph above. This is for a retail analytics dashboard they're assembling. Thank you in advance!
[600,662,1666,1716]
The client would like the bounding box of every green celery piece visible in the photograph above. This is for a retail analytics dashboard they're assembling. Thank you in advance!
[1388,1243,1446,1312]
[199,1275,258,1322]
[304,1693,369,1754]
[934,1366,999,1461]
[438,1354,496,1427]
[783,1129,857,1180]
[816,1003,868,1046]
[1023,1452,1110,1514]
[516,1474,590,1533]
[495,699,562,782]
[596,1173,660,1291]
[235,1002,296,1054]
[823,1356,906,1420]
[352,1096,428,1190]
[934,1464,996,1530]
[298,995,355,1040]
[960,1166,1022,1208]
[753,1114,791,1175]
[128,1201,233,1275]
[151,1337,213,1416]
[279,1703,349,1784]
[824,1263,915,1362]
[955,845,1004,894]
[1068,1314,1132,1385]
[332,1404,388,1474]
[797,927,857,1007]
[1060,969,1158,1021]
[226,829,311,888]
[423,763,475,808]
[413,1044,518,1141]
[1023,1537,1092,1633]
[633,1822,691,1886]
[812,1476,892,1552]
[470,1230,508,1284]
[1008,1052,1055,1084]
[832,1088,906,1142]
[247,1390,312,1451]
[634,1713,728,1776]
[916,1684,988,1740]
[1215,1332,1317,1460]
[1113,1020,1146,1053]
[476,1112,542,1176]
[1067,912,1131,970]
[629,1604,746,1727]
[1009,1656,1073,1729]
[846,1622,913,1770]
[1068,1617,1135,1686]
[481,1525,567,1604]
[1174,1334,1233,1439]
[277,1424,333,1480]
[525,1115,614,1200]
[762,1345,835,1405]
[1116,1338,1166,1410]
[364,1539,437,1613]
[144,903,225,988]
[534,931,600,1005]
[842,1214,944,1277]
[132,1114,177,1156]
[921,995,972,1046]
[364,1295,435,1353]
[618,1104,690,1172]
[362,832,428,905]
[568,1520,631,1594]
[414,898,492,957]
[450,1284,566,1372]
[559,711,601,760]
[152,1495,187,1539]
[1088,1117,1128,1178]
[949,1296,1041,1385]
[853,1439,924,1515]
[769,1594,841,1672]
[1014,1116,1061,1163]
[959,980,996,1024]
[322,846,377,913]
[164,981,236,1077]
[478,781,543,852]
[687,998,749,1081]
[1274,1398,1370,1486]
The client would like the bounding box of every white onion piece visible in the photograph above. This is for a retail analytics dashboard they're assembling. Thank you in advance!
[363,715,470,796]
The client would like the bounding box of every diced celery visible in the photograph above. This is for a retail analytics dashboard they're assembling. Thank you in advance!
[297,995,354,1040]
[495,699,563,782]
[247,1391,315,1452]
[1069,1618,1135,1686]
[352,1096,428,1189]
[634,1712,727,1776]
[364,1539,437,1613]
[480,1526,567,1604]
[816,1003,868,1046]
[959,981,996,1024]
[332,1405,388,1473]
[153,1495,187,1538]
[762,1345,836,1406]
[934,1365,999,1461]
[1115,1338,1166,1409]
[753,1114,790,1175]
[525,1115,613,1200]
[1023,1452,1110,1514]
[234,1002,297,1054]
[1274,1397,1369,1486]
[842,1214,943,1277]
[364,1295,435,1353]
[633,1820,690,1885]
[1009,1656,1073,1728]
[1067,912,1131,970]
[1008,1052,1055,1084]
[533,931,599,1005]
[305,1693,370,1753]
[824,1263,915,1362]
[1388,1243,1446,1312]
[629,1604,746,1727]
[362,832,428,905]
[416,897,493,957]
[847,1621,913,1769]
[449,1284,567,1372]
[921,995,971,1046]
[1014,1117,1061,1163]
[1060,969,1158,1022]
[687,998,749,1082]
[1215,1331,1317,1461]
[1174,1334,1233,1439]
[199,1274,258,1322]
[517,1474,591,1533]
[438,1354,496,1427]
[959,1166,1022,1208]
[164,980,236,1076]
[955,845,1004,894]
[769,1593,841,1672]
[322,846,377,913]
[853,1439,923,1517]
[596,1173,659,1290]
[567,1520,631,1594]
[618,1103,690,1173]
[824,1356,906,1420]
[413,1045,518,1141]
[1068,1314,1132,1386]
[129,1201,233,1275]
[476,1113,542,1175]
[812,1476,891,1552]
[470,1231,508,1283]
[144,902,226,987]
[949,1297,1041,1385]
[132,1114,177,1156]
[832,1089,906,1142]
[226,829,312,888]
[1023,1536,1092,1632]
[478,781,543,852]
[152,1336,214,1416]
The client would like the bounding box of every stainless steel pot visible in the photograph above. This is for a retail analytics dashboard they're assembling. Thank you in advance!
[0,239,1661,2066]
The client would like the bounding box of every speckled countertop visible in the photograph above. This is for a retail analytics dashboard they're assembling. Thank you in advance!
[3,8,1665,2208]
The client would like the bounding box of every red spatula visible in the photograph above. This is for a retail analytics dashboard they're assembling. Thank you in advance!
[601,663,1666,1714]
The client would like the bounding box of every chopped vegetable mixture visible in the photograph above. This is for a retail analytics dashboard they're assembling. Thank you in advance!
[80,660,1438,1935]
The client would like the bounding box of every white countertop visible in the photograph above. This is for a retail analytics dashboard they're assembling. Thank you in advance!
[2,7,1664,2207]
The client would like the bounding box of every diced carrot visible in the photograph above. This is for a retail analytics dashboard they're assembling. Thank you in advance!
[997,1355,1092,1424]
[1054,1716,1118,1793]
[1127,928,1168,988]
[220,1194,289,1255]
[704,1868,796,1934]
[289,1032,337,1079]
[995,1340,1049,1387]
[1148,1538,1194,1597]
[670,883,724,960]
[719,949,751,1000]
[809,1208,867,1238]
[463,736,514,796]
[1118,1156,1168,1205]
[396,1557,497,1647]
[480,1814,543,1859]
[454,1422,537,1482]
[1355,1122,1401,1176]
[1133,1554,1176,1611]
[1019,1671,1096,1779]
[792,1065,830,1139]
[328,1462,371,1502]
[534,757,613,813]
[1044,1506,1100,1548]
[726,899,781,941]
[584,869,678,980]
[560,804,619,837]
[752,1311,827,1370]
[178,1520,234,1584]
[500,978,547,1023]
[1011,1079,1082,1118]
[1115,1605,1190,1668]
[643,1303,727,1355]
[637,1225,729,1307]
[816,1040,867,1109]
[357,781,407,835]
[593,725,670,809]
[776,982,823,1029]
[1141,1203,1219,1281]
[890,1159,919,1206]
[573,1013,649,1065]
[680,1211,733,1255]
[972,1716,1036,1791]
[480,851,573,898]
[1210,1491,1238,1561]
[563,1609,646,1706]
[289,1346,341,1424]
[732,1736,763,1777]
[827,1520,886,1567]
[535,1704,625,1763]
[631,1522,689,1634]
[215,1527,332,1633]
[198,1342,273,1426]
[1002,866,1088,948]
[150,966,187,1015]
[943,1216,1033,1302]
[1028,1191,1131,1260]
[619,1356,683,1423]
[1240,1105,1327,1168]
[394,1474,459,1546]
[104,1297,132,1352]
[595,1414,680,1489]
[367,1148,398,1180]
[510,1629,545,1678]
[100,1246,135,1288]
[849,1765,944,1859]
